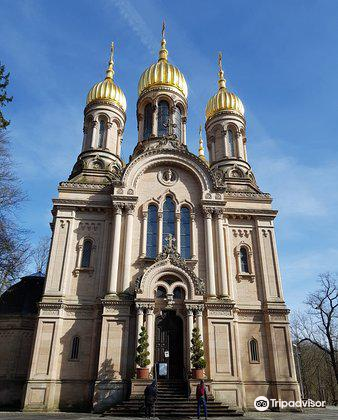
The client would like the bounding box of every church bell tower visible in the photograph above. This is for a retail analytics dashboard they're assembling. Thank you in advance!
[135,23,188,148]
[70,43,127,183]
[205,53,258,191]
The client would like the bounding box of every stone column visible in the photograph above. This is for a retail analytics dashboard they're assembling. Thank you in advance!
[135,305,144,349]
[221,129,227,158]
[216,209,228,297]
[107,204,123,295]
[146,306,155,369]
[187,307,194,368]
[204,208,216,297]
[175,213,181,254]
[91,120,98,148]
[182,116,187,145]
[237,130,245,160]
[224,216,234,298]
[116,129,122,156]
[152,105,157,137]
[157,212,163,254]
[137,113,144,143]
[243,137,248,161]
[211,140,216,162]
[191,213,197,259]
[121,204,134,292]
[82,125,88,151]
[106,121,112,150]
[141,211,148,258]
[196,306,204,342]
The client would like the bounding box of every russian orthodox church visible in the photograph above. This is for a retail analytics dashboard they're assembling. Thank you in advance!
[0,26,300,412]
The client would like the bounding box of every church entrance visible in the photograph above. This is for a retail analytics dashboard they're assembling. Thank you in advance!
[155,310,184,380]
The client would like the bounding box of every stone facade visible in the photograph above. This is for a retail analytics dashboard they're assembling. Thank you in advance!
[1,37,300,412]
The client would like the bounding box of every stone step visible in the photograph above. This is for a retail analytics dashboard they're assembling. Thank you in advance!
[105,380,243,417]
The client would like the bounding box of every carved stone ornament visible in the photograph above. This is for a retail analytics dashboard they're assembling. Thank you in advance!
[158,168,178,186]
[135,234,205,295]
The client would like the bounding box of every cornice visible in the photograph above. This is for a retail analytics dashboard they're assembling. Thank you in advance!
[59,182,114,193]
[235,307,290,316]
[224,191,271,201]
[53,198,111,208]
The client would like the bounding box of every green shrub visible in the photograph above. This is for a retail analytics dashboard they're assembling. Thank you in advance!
[190,327,206,369]
[135,326,150,368]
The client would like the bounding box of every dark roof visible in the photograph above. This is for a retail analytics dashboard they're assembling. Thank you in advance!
[0,272,45,315]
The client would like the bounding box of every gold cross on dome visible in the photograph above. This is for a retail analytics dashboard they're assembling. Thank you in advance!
[162,20,166,39]
[218,51,223,72]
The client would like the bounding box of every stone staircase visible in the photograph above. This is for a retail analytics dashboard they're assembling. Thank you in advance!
[105,381,243,418]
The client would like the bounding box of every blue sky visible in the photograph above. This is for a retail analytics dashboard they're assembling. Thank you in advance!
[1,0,338,311]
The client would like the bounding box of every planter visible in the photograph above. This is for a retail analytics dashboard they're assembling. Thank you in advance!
[192,368,204,379]
[136,367,149,379]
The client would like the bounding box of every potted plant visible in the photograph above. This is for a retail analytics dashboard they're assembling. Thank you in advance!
[135,326,150,379]
[190,327,206,379]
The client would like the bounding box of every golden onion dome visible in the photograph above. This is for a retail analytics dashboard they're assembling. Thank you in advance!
[205,52,244,120]
[86,43,127,112]
[138,23,188,98]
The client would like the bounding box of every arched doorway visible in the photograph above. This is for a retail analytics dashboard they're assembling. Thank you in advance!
[155,310,184,379]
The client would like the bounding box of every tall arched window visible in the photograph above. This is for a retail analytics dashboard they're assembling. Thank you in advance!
[228,129,235,157]
[84,116,94,149]
[240,247,249,273]
[249,338,259,362]
[173,106,182,140]
[156,286,167,298]
[162,196,175,247]
[143,103,152,139]
[146,205,158,258]
[173,286,185,300]
[157,100,169,136]
[70,336,80,360]
[81,240,92,268]
[98,119,106,148]
[180,207,191,259]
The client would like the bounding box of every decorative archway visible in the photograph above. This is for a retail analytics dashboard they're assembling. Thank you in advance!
[134,247,205,299]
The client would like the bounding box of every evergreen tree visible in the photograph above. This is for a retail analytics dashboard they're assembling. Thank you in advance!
[190,327,206,369]
[135,326,150,368]
[0,63,13,129]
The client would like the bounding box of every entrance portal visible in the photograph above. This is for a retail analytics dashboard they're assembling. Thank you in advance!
[155,311,184,379]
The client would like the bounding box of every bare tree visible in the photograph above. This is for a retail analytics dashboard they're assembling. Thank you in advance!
[33,236,51,273]
[292,273,337,387]
[0,63,32,294]
[291,310,337,403]
[0,131,31,294]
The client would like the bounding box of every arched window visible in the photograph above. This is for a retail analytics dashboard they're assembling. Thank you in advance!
[249,338,259,362]
[70,336,80,360]
[84,116,93,149]
[157,100,169,136]
[143,103,152,140]
[228,129,235,157]
[173,106,182,140]
[81,240,92,268]
[240,247,249,273]
[98,119,106,148]
[162,196,175,248]
[173,286,185,300]
[146,205,158,258]
[180,207,191,259]
[156,286,167,298]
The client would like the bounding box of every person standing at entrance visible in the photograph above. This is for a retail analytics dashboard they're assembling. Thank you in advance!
[196,380,208,419]
[144,380,157,418]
